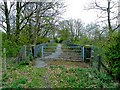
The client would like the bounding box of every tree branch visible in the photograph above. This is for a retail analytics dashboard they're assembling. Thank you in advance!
[94,0,107,11]
[20,18,29,31]
[113,24,120,31]
[20,2,29,10]
[20,11,34,25]
[8,2,15,15]
[0,23,7,31]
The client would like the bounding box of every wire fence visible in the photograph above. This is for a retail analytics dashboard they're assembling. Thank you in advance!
[90,45,108,72]
[13,43,48,63]
[33,44,46,58]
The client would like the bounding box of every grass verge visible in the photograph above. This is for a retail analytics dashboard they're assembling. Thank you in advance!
[2,64,46,89]
[47,65,118,88]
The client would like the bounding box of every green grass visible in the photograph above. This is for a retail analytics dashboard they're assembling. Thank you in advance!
[2,64,46,89]
[2,60,119,89]
[48,65,118,88]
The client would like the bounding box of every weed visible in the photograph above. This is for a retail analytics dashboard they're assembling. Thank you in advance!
[48,66,117,88]
[17,78,27,84]
[50,65,57,70]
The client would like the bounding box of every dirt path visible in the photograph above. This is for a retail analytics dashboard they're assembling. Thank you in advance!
[46,60,90,68]
[34,44,89,88]
[35,58,47,68]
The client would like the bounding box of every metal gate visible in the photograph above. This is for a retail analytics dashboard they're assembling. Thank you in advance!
[42,44,84,61]
[14,43,91,63]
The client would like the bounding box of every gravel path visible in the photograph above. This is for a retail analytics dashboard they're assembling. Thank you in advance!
[34,44,83,88]
[35,58,47,68]
[35,44,62,68]
[44,44,62,59]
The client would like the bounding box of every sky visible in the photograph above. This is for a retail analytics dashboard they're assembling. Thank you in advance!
[61,0,98,24]
[0,0,119,33]
[62,0,119,25]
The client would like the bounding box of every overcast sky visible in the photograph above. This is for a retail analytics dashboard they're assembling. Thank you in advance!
[61,0,98,24]
[62,0,118,25]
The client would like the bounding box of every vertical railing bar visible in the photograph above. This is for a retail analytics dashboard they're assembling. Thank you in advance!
[42,45,44,60]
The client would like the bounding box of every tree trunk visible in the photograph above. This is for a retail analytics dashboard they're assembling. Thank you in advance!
[16,2,21,36]
[107,1,112,36]
[4,2,10,36]
[118,0,120,33]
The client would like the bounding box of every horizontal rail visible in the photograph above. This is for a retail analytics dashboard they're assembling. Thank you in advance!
[62,50,82,52]
[44,46,57,48]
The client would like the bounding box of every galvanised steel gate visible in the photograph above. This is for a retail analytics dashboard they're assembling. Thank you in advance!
[42,44,85,61]
[14,43,91,63]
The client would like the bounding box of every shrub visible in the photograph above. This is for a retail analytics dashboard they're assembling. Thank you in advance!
[106,33,120,81]
[2,39,21,57]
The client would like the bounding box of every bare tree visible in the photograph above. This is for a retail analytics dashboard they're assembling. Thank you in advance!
[0,1,14,36]
[85,0,120,36]
[74,19,84,39]
[58,19,85,42]
[15,2,36,37]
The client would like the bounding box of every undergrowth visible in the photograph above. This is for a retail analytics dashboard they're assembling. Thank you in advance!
[48,65,119,88]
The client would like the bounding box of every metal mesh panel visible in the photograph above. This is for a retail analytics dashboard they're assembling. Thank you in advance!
[34,44,42,58]
[14,45,26,63]
[43,44,83,61]
[34,44,46,58]
[19,45,26,57]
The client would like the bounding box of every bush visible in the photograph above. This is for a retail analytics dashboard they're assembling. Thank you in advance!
[2,39,21,57]
[106,33,120,81]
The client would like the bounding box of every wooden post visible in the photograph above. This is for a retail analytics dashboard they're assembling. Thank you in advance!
[90,56,94,67]
[3,48,6,71]
[31,45,35,58]
[0,32,2,87]
[24,45,26,60]
[97,55,101,72]
[90,48,94,67]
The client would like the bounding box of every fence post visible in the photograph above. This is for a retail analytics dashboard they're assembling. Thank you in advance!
[82,46,84,62]
[97,55,101,72]
[3,48,6,71]
[42,46,44,60]
[24,45,26,60]
[90,48,94,67]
